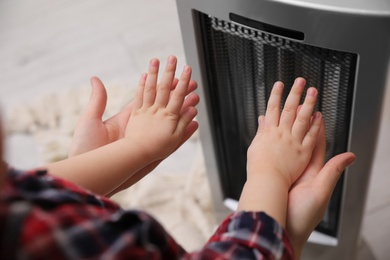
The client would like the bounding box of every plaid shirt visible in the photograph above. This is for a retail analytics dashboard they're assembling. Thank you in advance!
[0,168,294,259]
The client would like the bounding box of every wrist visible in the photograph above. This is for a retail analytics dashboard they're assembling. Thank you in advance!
[246,165,292,191]
[238,174,290,228]
[120,138,156,163]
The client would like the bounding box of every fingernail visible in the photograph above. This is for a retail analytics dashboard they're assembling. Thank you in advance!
[308,88,317,97]
[183,65,191,73]
[168,56,176,64]
[295,77,305,85]
[347,156,356,166]
[150,58,159,67]
[141,73,147,80]
[273,81,284,90]
[314,111,322,119]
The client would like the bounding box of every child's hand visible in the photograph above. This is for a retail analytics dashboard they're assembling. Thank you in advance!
[286,120,355,258]
[124,57,198,161]
[66,57,199,196]
[69,75,198,157]
[247,78,322,187]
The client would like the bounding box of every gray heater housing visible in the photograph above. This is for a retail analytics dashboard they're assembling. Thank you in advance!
[176,0,390,259]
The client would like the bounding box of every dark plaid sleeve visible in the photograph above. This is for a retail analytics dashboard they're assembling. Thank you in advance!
[182,211,294,260]
[0,168,293,260]
[0,168,185,259]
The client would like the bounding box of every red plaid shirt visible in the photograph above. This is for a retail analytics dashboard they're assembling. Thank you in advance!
[0,168,294,259]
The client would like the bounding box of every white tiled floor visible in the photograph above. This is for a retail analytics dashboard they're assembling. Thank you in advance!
[0,1,389,259]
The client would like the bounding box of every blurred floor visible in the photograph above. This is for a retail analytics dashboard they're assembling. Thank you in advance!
[0,1,389,259]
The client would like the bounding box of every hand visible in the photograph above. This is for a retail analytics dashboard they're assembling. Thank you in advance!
[238,78,322,227]
[286,119,355,258]
[124,57,198,160]
[68,76,132,157]
[69,70,198,157]
[247,78,322,187]
[67,56,199,195]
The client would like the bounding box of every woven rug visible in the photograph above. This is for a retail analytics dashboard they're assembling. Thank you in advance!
[5,83,217,251]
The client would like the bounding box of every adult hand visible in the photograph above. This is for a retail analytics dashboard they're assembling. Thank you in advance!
[286,119,355,258]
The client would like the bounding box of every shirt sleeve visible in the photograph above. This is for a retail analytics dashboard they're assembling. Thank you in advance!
[0,168,186,259]
[1,168,294,260]
[182,211,294,260]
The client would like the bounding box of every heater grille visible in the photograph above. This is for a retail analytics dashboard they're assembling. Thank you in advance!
[199,13,357,236]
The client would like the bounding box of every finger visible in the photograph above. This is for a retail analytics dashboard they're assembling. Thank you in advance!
[257,115,265,134]
[167,65,192,114]
[187,80,198,94]
[302,111,322,150]
[180,93,200,114]
[181,120,199,145]
[133,73,147,109]
[293,120,326,186]
[296,104,303,114]
[169,78,196,94]
[308,119,326,171]
[105,99,135,138]
[314,152,356,199]
[176,106,198,134]
[171,78,179,90]
[85,77,108,119]
[264,81,284,127]
[116,101,134,121]
[143,58,160,107]
[292,87,318,141]
[280,77,306,129]
[155,56,177,107]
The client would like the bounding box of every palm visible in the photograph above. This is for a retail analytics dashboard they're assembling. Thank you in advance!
[285,120,327,251]
[68,77,132,157]
[287,171,325,249]
[69,113,130,156]
[286,120,355,256]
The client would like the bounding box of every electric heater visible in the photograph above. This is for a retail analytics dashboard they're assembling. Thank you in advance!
[176,0,390,258]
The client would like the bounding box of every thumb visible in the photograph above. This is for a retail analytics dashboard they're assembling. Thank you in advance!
[84,77,108,119]
[315,152,356,197]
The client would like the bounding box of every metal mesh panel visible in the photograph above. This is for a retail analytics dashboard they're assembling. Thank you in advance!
[199,13,357,236]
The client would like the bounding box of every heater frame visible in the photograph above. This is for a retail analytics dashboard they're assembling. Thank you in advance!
[176,0,390,258]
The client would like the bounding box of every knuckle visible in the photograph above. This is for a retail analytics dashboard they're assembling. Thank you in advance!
[165,66,176,73]
[157,84,170,93]
[144,86,156,93]
[266,103,280,113]
[304,97,317,106]
[291,88,303,96]
[282,105,295,114]
[296,114,308,125]
[172,90,184,100]
[305,129,318,140]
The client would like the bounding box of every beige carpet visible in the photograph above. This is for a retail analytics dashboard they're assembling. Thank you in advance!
[5,84,217,251]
